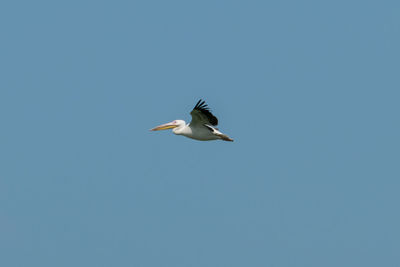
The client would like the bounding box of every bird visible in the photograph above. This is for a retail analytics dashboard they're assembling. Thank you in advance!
[150,99,234,142]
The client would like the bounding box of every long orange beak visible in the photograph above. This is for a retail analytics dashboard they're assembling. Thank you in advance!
[150,121,178,131]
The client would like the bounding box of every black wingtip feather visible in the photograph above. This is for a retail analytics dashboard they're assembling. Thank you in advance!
[195,99,202,108]
[192,99,218,126]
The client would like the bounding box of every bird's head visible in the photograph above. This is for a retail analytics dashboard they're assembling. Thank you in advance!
[150,120,185,131]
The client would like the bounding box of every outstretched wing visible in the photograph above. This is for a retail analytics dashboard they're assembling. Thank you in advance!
[190,99,218,126]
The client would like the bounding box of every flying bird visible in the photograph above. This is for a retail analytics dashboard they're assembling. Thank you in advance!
[151,99,234,142]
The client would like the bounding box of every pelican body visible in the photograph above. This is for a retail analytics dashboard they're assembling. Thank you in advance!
[151,100,233,142]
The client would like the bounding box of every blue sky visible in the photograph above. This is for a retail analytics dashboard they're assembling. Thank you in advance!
[1,0,399,266]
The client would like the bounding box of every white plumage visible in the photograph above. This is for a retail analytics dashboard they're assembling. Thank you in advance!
[151,100,233,142]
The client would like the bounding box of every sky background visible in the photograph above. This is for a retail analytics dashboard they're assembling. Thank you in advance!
[1,0,399,266]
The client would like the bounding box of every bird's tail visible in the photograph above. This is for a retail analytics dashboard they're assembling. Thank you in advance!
[217,133,234,142]
[209,126,234,142]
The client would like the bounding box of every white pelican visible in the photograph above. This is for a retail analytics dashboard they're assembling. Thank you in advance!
[151,99,234,142]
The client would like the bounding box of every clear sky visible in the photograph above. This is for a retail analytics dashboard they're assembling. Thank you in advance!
[1,0,399,266]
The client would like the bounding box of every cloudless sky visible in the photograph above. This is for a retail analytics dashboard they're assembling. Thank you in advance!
[1,0,399,266]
